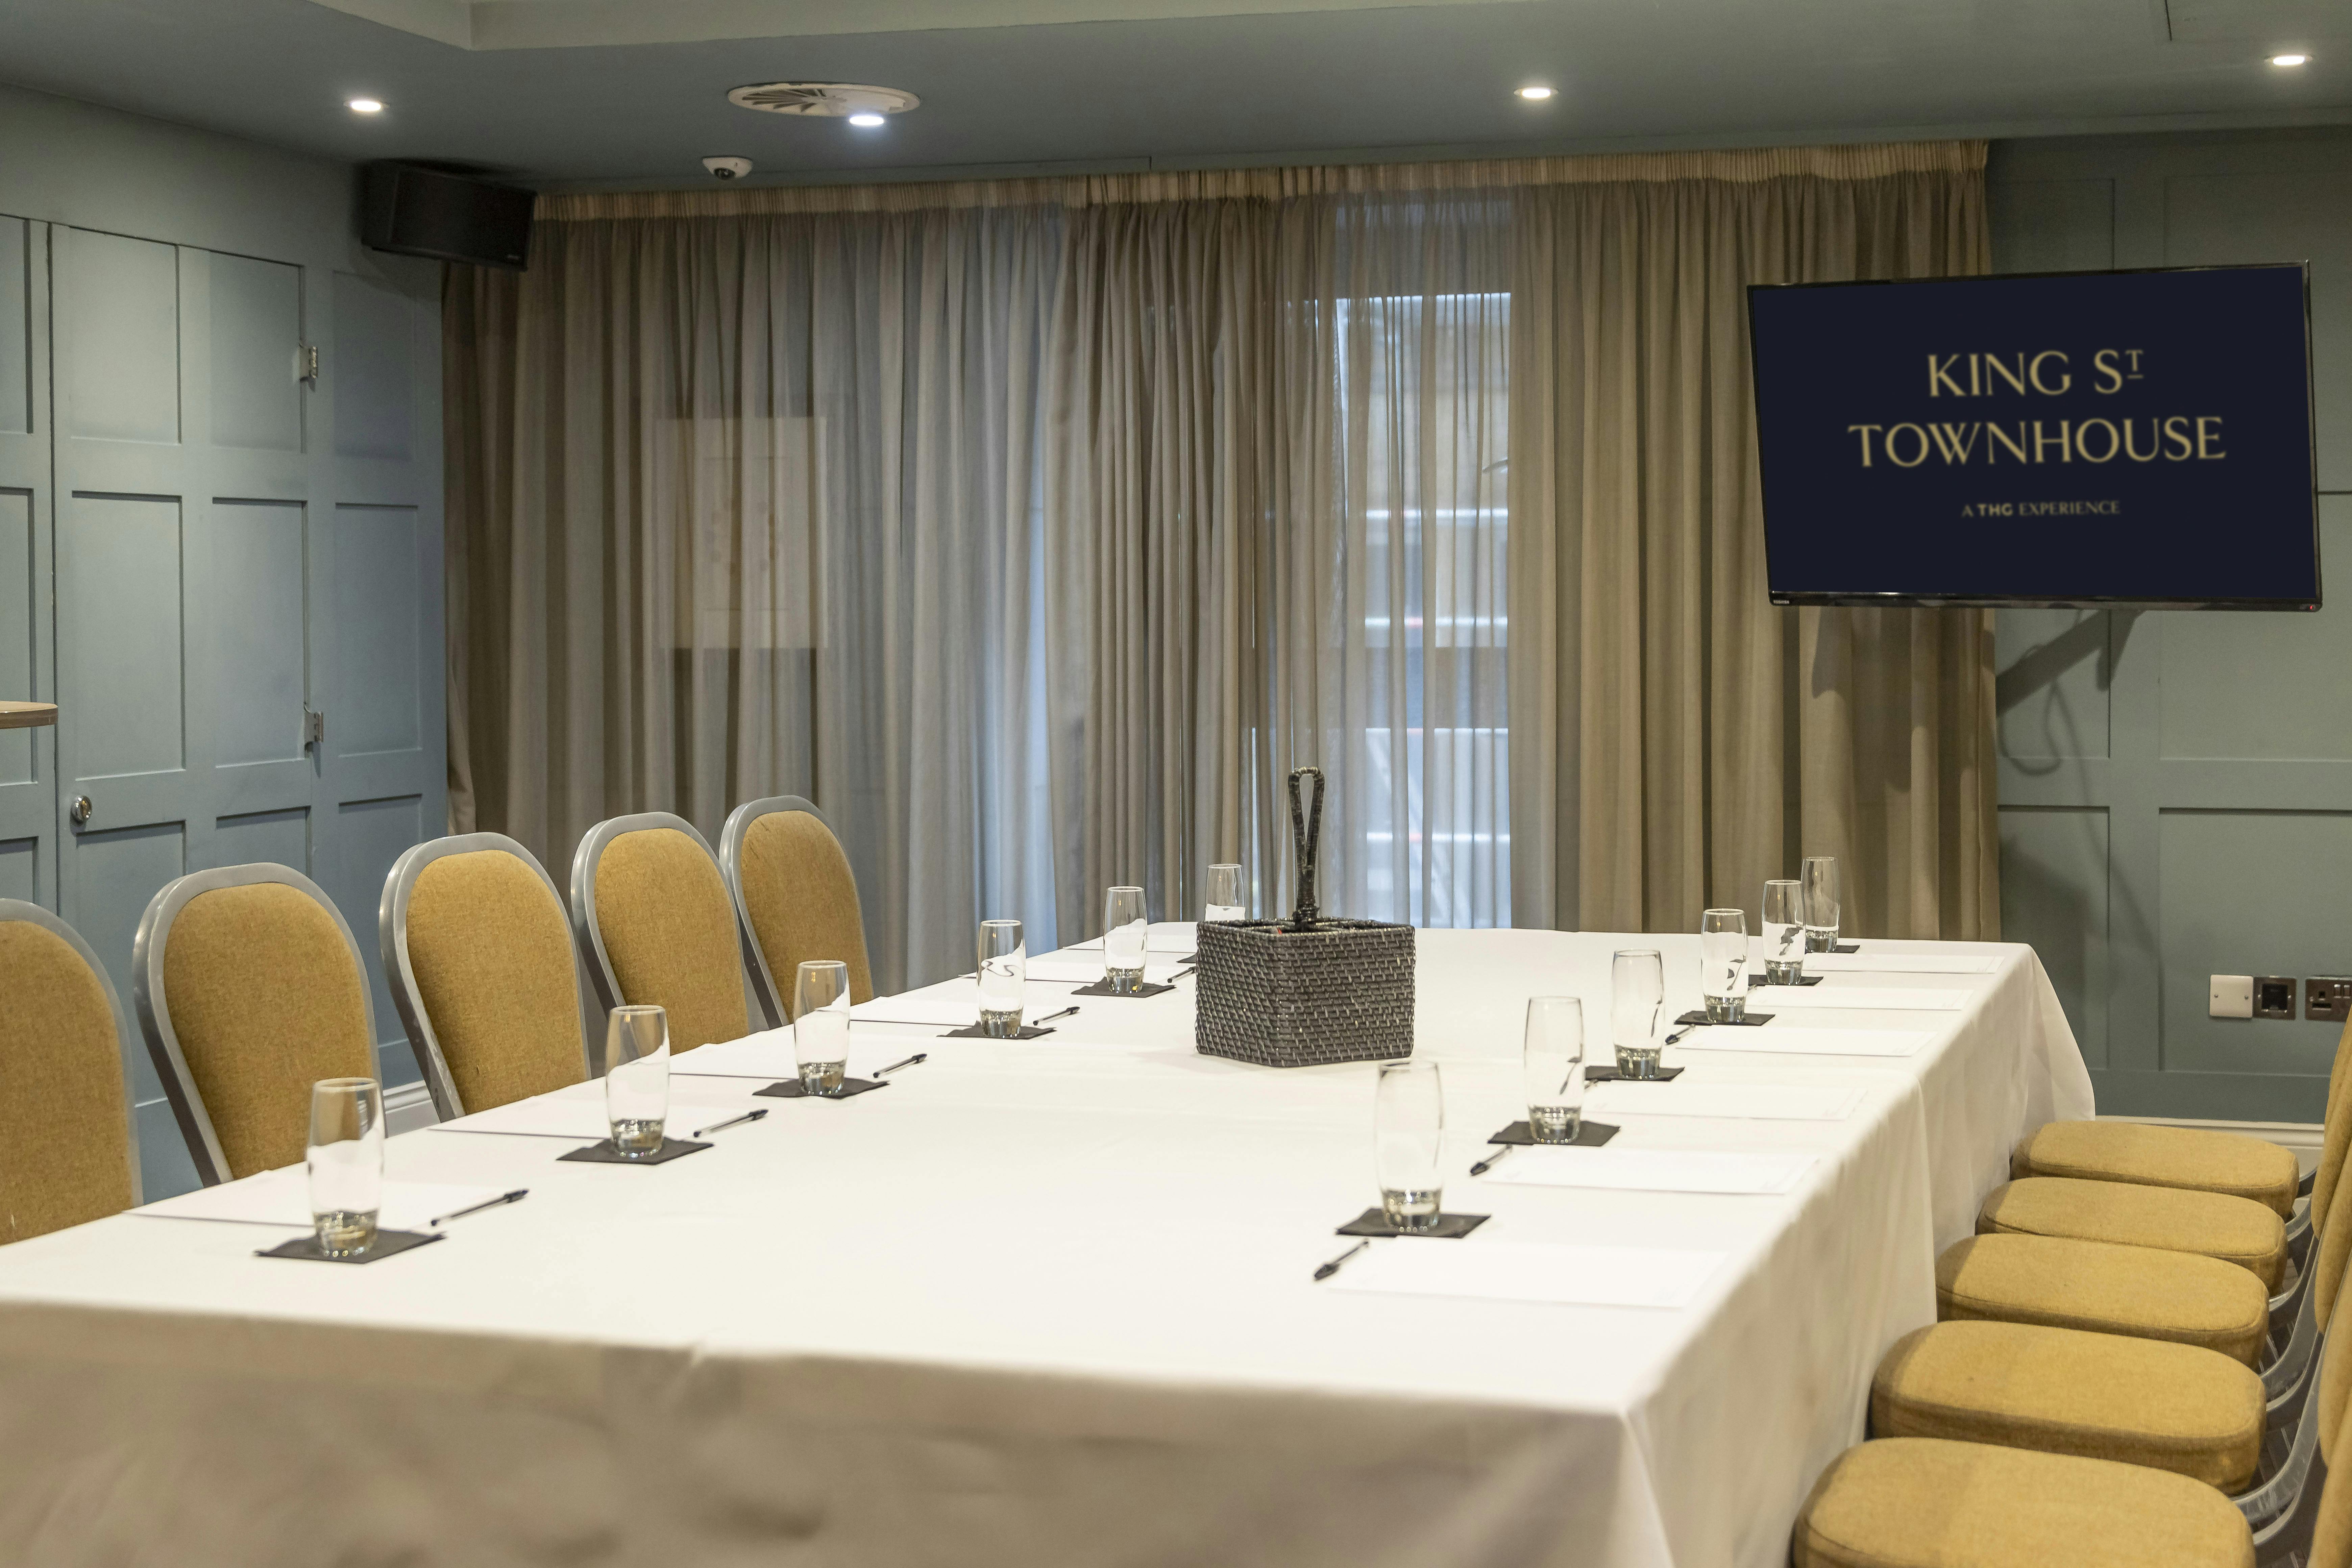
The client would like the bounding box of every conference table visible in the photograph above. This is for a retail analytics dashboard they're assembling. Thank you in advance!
[0,929,2090,1567]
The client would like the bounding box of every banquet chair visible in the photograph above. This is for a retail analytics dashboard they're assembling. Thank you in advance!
[1796,1230,2352,1568]
[132,863,376,1185]
[719,794,875,1027]
[382,833,594,1120]
[0,900,142,1240]
[2008,1016,2352,1228]
[569,812,752,1053]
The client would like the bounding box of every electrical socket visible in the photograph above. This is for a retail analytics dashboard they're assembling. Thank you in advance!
[2311,978,2352,1025]
[2211,975,2254,1019]
[2255,977,2299,1020]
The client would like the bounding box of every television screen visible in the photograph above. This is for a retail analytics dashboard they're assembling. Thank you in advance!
[1746,265,2319,609]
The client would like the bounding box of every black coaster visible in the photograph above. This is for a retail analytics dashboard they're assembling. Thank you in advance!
[944,1024,1057,1039]
[257,1228,444,1264]
[558,1137,711,1165]
[756,1076,889,1099]
[1676,1009,1775,1027]
[1337,1209,1489,1239]
[1071,979,1177,998]
[1487,1119,1619,1147]
[1748,972,1824,987]
[1586,1064,1686,1083]
[1833,941,1860,954]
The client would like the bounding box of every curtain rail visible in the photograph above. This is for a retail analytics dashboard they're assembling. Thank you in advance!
[536,140,1986,222]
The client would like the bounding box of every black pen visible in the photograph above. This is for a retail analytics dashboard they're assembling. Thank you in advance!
[691,1108,768,1138]
[1469,1146,1515,1177]
[1313,1240,1370,1281]
[1169,965,1197,981]
[875,1052,928,1077]
[1034,1005,1079,1026]
[1664,1024,1696,1046]
[427,1188,528,1228]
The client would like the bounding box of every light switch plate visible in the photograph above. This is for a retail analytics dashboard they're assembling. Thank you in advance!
[2210,975,2255,1019]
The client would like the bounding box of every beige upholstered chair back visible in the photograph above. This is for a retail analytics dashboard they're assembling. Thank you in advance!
[2310,1015,2352,1237]
[0,901,140,1241]
[383,834,592,1120]
[570,813,750,1054]
[134,865,376,1184]
[720,795,875,1026]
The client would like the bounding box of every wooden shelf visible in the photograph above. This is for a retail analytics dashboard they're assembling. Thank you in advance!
[0,702,57,730]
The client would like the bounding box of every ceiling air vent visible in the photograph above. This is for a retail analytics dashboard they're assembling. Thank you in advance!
[727,83,921,118]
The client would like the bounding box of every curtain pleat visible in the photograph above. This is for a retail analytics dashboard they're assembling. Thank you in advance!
[444,140,1996,997]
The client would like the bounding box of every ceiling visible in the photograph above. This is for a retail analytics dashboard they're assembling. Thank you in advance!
[0,0,2346,190]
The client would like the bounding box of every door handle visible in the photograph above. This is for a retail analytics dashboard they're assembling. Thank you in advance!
[69,795,92,827]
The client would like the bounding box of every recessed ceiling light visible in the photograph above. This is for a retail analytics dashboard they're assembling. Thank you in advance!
[347,98,384,114]
[2269,53,2310,66]
[848,112,886,127]
[1517,85,1555,100]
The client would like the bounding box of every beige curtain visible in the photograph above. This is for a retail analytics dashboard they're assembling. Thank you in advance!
[447,139,1994,994]
[1506,162,1997,939]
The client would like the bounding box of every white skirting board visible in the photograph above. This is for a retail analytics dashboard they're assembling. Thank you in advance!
[2102,1115,2324,1176]
[385,1079,439,1136]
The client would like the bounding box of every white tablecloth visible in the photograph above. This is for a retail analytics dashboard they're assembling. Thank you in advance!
[0,931,2090,1567]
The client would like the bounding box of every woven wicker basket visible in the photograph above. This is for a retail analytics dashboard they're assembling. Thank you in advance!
[1194,768,1415,1069]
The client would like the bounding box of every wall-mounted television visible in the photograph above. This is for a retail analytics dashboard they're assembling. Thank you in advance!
[1746,265,2320,610]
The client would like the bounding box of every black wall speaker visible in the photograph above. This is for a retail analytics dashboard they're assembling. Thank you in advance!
[361,163,533,271]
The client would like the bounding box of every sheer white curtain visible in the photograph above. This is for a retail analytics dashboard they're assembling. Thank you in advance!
[446,206,1065,991]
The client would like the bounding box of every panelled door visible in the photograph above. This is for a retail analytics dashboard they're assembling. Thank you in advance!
[0,217,53,905]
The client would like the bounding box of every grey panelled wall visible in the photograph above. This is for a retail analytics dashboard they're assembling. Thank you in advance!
[1991,128,2352,1123]
[0,82,445,1197]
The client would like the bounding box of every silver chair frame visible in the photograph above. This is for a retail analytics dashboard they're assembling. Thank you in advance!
[567,811,759,1044]
[381,832,599,1123]
[718,793,844,1030]
[0,898,144,1206]
[132,862,378,1188]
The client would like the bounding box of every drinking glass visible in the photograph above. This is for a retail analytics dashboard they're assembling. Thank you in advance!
[604,1003,670,1156]
[1700,908,1749,1024]
[1203,863,1246,923]
[1802,856,1842,952]
[1373,1060,1445,1232]
[1522,997,1586,1144]
[1610,949,1667,1079]
[308,1077,383,1257]
[1762,879,1806,983]
[1103,886,1149,994]
[794,960,851,1094]
[977,918,1026,1036]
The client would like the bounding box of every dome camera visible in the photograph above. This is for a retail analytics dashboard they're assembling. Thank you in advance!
[703,155,754,180]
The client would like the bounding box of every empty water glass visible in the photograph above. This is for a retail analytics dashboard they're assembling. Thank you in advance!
[977,918,1025,1036]
[1802,856,1842,952]
[1762,880,1806,983]
[1204,863,1246,923]
[794,960,851,1094]
[1611,949,1667,1079]
[1373,1060,1445,1231]
[308,1077,383,1257]
[1522,997,1586,1144]
[605,1004,670,1156]
[1103,886,1148,993]
[1700,908,1748,1023]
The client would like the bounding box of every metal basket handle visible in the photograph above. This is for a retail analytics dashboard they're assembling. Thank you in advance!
[1287,766,1325,933]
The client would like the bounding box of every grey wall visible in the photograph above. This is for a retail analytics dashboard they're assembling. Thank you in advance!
[1990,127,2352,1123]
[0,82,445,1195]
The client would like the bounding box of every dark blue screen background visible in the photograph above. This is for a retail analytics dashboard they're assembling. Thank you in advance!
[1747,267,2319,605]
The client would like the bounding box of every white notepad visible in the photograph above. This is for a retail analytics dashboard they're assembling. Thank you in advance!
[136,1170,504,1232]
[1327,1239,1727,1309]
[1803,952,1999,975]
[1024,958,1186,985]
[432,1099,621,1139]
[1481,1147,1817,1195]
[671,1033,799,1079]
[1066,922,1198,954]
[1675,1026,1932,1058]
[1747,985,1966,1011]
[849,990,981,1029]
[1585,1083,1863,1122]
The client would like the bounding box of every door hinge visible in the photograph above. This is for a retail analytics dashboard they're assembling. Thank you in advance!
[303,707,326,747]
[299,342,319,386]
